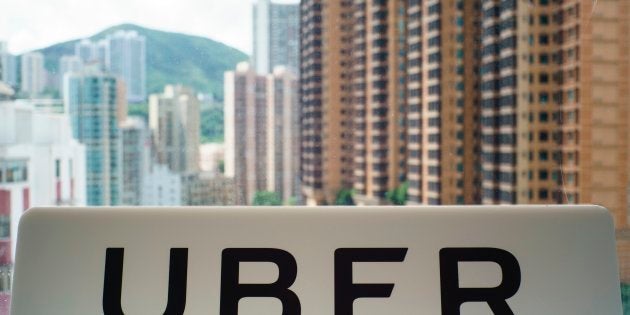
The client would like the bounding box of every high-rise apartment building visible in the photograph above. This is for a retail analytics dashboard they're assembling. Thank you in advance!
[20,52,45,97]
[0,98,86,282]
[300,0,416,205]
[266,67,301,203]
[74,32,146,103]
[59,55,82,94]
[474,0,630,280]
[302,0,630,208]
[404,0,482,205]
[0,53,17,89]
[300,0,630,279]
[0,42,17,89]
[108,31,146,103]
[64,69,122,206]
[74,39,108,68]
[75,39,96,64]
[149,85,200,174]
[299,0,354,205]
[225,62,269,204]
[348,0,410,205]
[478,0,630,211]
[253,0,300,74]
[59,55,82,78]
[120,117,151,206]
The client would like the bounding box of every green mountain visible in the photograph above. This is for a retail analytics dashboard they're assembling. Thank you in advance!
[33,23,249,100]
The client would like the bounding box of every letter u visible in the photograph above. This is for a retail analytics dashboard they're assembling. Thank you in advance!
[103,248,188,315]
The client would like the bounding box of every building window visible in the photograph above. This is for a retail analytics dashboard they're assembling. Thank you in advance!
[0,216,9,238]
[55,159,61,178]
[539,150,549,160]
[539,132,550,142]
[539,170,549,180]
[539,34,550,45]
[539,189,549,199]
[539,73,549,84]
[1,160,28,183]
[539,15,550,25]
[539,112,549,122]
[540,53,549,64]
[539,92,549,104]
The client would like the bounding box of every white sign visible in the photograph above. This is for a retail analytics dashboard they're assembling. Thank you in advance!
[11,206,622,314]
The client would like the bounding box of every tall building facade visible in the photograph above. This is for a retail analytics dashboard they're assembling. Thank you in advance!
[266,67,301,203]
[347,0,409,205]
[74,39,109,70]
[225,62,269,204]
[108,31,146,103]
[404,0,482,205]
[301,0,630,208]
[253,0,300,74]
[75,39,96,64]
[64,69,122,206]
[59,55,82,94]
[225,62,301,205]
[120,117,151,205]
[478,0,630,212]
[0,98,86,284]
[300,0,630,279]
[0,51,17,89]
[20,52,45,97]
[74,31,146,103]
[149,85,200,174]
[299,0,354,205]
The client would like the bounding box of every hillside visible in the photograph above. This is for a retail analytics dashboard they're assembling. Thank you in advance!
[33,23,249,100]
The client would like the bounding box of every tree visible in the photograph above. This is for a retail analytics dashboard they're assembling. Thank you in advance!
[252,191,282,206]
[386,181,408,206]
[335,188,355,206]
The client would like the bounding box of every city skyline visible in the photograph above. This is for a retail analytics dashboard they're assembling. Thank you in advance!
[0,0,299,56]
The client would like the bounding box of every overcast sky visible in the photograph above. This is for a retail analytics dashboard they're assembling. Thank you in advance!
[0,0,298,55]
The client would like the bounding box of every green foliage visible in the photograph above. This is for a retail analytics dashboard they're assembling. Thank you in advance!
[286,196,298,206]
[386,181,409,206]
[200,106,224,143]
[335,188,355,206]
[33,23,248,100]
[252,191,283,206]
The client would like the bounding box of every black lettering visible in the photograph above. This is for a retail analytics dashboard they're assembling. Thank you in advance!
[334,248,408,315]
[103,248,188,315]
[220,248,301,315]
[440,247,521,315]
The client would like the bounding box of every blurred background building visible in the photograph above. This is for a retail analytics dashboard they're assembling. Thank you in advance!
[149,85,200,174]
[224,62,269,204]
[0,89,86,288]
[253,0,300,75]
[120,117,151,206]
[64,68,122,206]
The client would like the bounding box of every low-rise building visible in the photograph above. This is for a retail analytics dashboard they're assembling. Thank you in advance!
[0,98,86,288]
[141,164,181,206]
[181,172,236,206]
